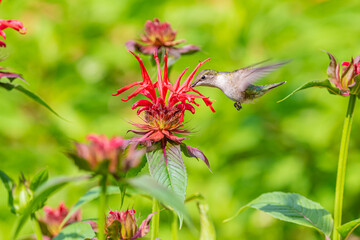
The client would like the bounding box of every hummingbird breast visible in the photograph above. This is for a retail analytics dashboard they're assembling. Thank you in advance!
[214,74,246,102]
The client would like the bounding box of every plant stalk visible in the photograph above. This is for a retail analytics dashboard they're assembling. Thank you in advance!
[151,198,160,240]
[171,210,178,240]
[31,214,43,240]
[333,94,357,240]
[98,174,107,240]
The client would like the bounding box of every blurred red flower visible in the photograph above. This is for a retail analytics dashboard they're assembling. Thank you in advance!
[38,202,81,238]
[126,18,200,59]
[73,134,144,174]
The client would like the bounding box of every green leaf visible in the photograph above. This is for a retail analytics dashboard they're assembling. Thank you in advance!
[60,185,120,228]
[0,170,15,213]
[338,218,360,240]
[0,82,16,90]
[146,143,187,203]
[12,175,88,240]
[14,85,63,118]
[198,202,216,240]
[30,169,49,191]
[277,80,342,103]
[225,192,333,238]
[67,153,92,172]
[127,175,193,230]
[53,222,96,240]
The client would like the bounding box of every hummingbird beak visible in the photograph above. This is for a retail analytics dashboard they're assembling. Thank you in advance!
[190,82,196,88]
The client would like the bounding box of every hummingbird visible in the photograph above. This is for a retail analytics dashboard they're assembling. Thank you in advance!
[191,61,288,110]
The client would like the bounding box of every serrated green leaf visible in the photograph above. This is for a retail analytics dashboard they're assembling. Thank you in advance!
[146,143,187,202]
[338,218,360,240]
[14,85,63,118]
[30,169,49,191]
[198,202,216,240]
[278,80,342,103]
[0,170,15,213]
[12,175,89,240]
[225,192,333,238]
[53,222,96,240]
[127,175,193,231]
[60,185,120,228]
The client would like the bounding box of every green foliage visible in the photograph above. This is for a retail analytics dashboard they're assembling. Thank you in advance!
[0,81,62,118]
[127,175,192,229]
[0,170,15,213]
[12,175,88,239]
[226,192,333,238]
[338,218,360,240]
[29,169,48,191]
[146,143,187,203]
[60,185,121,228]
[53,222,96,240]
[198,202,216,240]
[278,80,342,103]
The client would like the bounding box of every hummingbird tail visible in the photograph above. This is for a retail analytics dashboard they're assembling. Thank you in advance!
[263,81,286,91]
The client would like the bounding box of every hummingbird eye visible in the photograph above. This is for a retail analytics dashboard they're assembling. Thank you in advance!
[201,75,206,80]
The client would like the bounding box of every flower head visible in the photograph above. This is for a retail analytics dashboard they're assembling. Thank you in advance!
[112,51,214,149]
[0,19,26,47]
[126,18,200,59]
[38,202,81,238]
[72,134,144,175]
[105,209,157,240]
[325,51,360,96]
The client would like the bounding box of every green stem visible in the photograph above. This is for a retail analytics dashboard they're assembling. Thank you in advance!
[171,211,178,240]
[151,198,160,240]
[31,214,43,240]
[98,174,107,240]
[333,94,357,240]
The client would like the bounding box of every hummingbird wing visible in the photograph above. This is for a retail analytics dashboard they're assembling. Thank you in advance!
[234,61,289,92]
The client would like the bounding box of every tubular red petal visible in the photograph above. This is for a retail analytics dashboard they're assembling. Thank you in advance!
[111,81,142,96]
[178,58,212,91]
[132,99,153,110]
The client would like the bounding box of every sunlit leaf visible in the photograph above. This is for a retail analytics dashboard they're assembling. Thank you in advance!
[278,80,342,103]
[53,222,95,240]
[198,202,216,240]
[224,192,333,238]
[30,169,49,191]
[127,175,193,230]
[12,175,88,240]
[60,185,120,228]
[338,218,360,240]
[146,143,187,202]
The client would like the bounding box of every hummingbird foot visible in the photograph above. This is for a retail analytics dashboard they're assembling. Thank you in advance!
[234,102,242,111]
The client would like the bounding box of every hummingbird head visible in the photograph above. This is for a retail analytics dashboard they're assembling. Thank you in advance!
[191,69,218,88]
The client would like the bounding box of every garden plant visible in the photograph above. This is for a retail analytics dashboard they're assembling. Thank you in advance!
[1,1,360,240]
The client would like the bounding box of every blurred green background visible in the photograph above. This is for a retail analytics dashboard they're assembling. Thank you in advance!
[1,0,360,239]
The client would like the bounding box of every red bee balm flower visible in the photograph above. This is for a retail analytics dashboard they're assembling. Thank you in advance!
[326,52,360,96]
[112,51,215,148]
[126,18,200,58]
[105,209,157,240]
[0,19,26,47]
